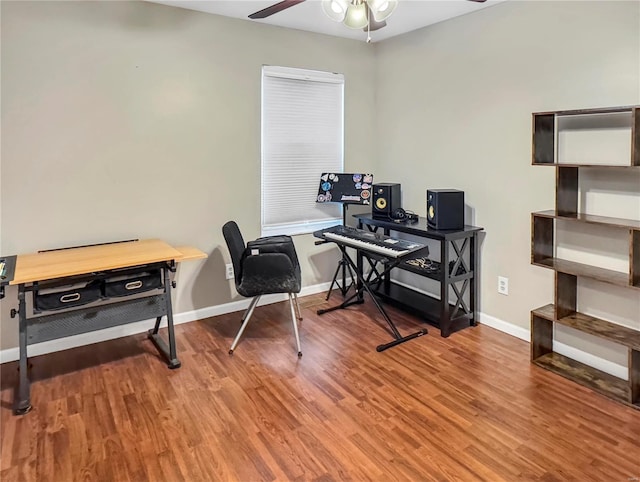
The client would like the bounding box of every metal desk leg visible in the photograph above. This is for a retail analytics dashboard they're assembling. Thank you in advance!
[15,286,31,415]
[148,266,181,369]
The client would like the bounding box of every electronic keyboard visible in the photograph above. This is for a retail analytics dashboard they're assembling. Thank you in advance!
[315,225,427,259]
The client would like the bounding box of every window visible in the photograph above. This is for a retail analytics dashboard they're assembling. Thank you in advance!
[261,66,344,236]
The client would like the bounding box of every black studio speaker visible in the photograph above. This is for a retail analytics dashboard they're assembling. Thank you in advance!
[372,183,401,218]
[427,189,465,230]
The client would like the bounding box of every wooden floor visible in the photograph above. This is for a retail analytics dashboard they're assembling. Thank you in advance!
[1,292,639,481]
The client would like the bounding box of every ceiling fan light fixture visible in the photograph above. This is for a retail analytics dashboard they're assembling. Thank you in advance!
[321,0,349,22]
[367,0,397,22]
[343,2,368,29]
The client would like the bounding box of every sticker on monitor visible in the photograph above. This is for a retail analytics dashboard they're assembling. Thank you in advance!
[316,173,374,205]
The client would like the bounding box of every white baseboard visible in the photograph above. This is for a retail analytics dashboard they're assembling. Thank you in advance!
[478,311,628,381]
[0,281,332,364]
[478,312,530,341]
[1,282,628,381]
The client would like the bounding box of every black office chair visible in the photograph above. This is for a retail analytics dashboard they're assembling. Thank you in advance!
[222,221,303,357]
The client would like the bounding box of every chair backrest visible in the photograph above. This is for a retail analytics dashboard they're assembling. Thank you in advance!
[222,221,245,286]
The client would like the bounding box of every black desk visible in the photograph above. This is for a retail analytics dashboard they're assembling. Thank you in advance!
[354,214,483,337]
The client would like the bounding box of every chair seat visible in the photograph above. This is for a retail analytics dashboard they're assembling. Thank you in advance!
[237,251,301,297]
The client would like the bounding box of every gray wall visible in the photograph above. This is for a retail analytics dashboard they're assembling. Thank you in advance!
[375,0,640,365]
[0,1,376,349]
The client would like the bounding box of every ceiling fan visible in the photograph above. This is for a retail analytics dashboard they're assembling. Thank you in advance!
[249,0,487,34]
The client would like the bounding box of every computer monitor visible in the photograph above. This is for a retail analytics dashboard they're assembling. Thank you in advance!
[316,173,373,205]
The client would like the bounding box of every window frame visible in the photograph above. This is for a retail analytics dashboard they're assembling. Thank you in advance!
[260,65,345,237]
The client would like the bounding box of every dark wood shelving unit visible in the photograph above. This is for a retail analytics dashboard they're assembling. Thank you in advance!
[530,105,640,410]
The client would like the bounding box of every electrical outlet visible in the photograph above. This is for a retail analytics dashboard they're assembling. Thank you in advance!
[225,263,234,280]
[498,276,509,295]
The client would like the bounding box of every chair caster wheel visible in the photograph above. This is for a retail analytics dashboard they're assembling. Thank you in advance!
[297,352,302,358]
[228,350,234,355]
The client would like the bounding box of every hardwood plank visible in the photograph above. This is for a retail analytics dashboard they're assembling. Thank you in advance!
[2,293,640,481]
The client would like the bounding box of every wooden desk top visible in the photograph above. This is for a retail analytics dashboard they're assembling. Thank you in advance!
[11,239,206,285]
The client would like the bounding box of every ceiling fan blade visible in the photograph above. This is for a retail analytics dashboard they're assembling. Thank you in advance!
[248,0,306,19]
[467,0,487,2]
[363,3,387,32]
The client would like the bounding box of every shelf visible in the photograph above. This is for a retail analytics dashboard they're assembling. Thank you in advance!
[532,352,635,409]
[532,105,638,166]
[532,257,635,289]
[531,303,555,321]
[532,304,640,351]
[533,210,640,230]
[354,214,483,241]
[398,258,472,282]
[535,106,638,116]
[531,163,639,168]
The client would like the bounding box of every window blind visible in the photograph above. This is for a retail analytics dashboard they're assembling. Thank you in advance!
[261,66,344,236]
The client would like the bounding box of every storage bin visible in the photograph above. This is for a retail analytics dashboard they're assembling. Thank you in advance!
[103,270,162,298]
[34,280,102,312]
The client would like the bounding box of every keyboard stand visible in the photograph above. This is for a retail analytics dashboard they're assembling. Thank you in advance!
[317,244,427,352]
[324,204,354,300]
[325,256,356,300]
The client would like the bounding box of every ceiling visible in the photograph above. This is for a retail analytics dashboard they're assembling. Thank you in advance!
[147,0,505,43]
